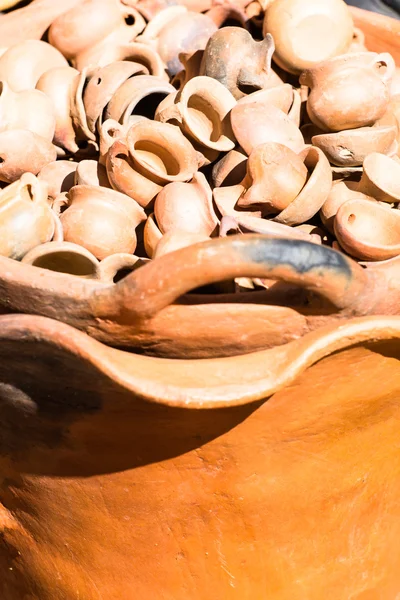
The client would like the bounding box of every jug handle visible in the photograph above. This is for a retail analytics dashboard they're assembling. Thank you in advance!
[372,52,396,84]
[95,235,369,321]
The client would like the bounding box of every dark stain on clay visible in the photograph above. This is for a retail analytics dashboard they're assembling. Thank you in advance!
[238,238,353,277]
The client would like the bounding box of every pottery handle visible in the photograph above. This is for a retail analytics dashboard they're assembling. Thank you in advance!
[372,52,396,83]
[96,236,369,321]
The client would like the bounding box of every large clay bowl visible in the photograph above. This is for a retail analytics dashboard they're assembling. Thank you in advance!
[1,314,400,599]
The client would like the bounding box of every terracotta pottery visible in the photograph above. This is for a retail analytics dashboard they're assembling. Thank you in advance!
[0,81,56,142]
[155,75,236,153]
[136,6,217,76]
[143,212,163,258]
[69,69,98,149]
[21,241,101,279]
[99,118,128,166]
[74,160,110,188]
[334,198,400,261]
[205,5,249,29]
[231,101,305,155]
[0,173,54,259]
[311,124,398,167]
[59,185,146,260]
[357,152,400,203]
[87,41,168,80]
[0,130,57,183]
[300,52,395,132]
[0,40,68,92]
[154,172,218,236]
[200,28,277,99]
[238,142,308,215]
[36,66,81,154]
[105,75,175,124]
[349,26,368,53]
[212,147,248,188]
[98,252,147,283]
[0,0,85,49]
[235,84,295,115]
[320,177,376,233]
[1,312,400,596]
[37,160,78,202]
[262,0,354,74]
[83,61,149,135]
[106,119,198,207]
[349,5,400,63]
[154,230,210,258]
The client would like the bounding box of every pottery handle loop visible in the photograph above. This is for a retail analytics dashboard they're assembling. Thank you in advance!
[155,102,183,124]
[96,236,369,321]
[372,52,396,83]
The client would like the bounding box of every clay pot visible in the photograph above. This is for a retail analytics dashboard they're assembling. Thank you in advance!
[0,81,55,142]
[320,178,376,233]
[36,66,81,154]
[85,41,168,80]
[105,75,175,124]
[300,52,395,132]
[74,160,110,188]
[231,101,305,155]
[0,130,57,183]
[83,61,149,134]
[144,212,163,258]
[98,253,147,283]
[0,40,68,92]
[0,173,54,259]
[155,76,236,153]
[38,160,78,202]
[136,6,217,76]
[171,50,204,91]
[99,119,128,166]
[107,119,198,207]
[238,142,308,215]
[236,84,295,115]
[357,152,400,203]
[154,230,211,258]
[212,147,247,188]
[205,5,249,29]
[334,199,400,261]
[263,0,354,74]
[21,241,101,279]
[154,172,218,236]
[312,125,398,167]
[70,69,98,148]
[200,28,277,99]
[60,185,146,260]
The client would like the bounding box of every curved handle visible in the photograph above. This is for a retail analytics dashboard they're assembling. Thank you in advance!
[372,52,396,83]
[93,235,369,321]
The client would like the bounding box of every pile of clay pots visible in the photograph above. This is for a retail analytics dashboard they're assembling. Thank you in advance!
[1,0,400,285]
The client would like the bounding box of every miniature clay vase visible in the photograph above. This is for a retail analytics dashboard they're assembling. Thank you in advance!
[83,61,149,134]
[0,82,55,142]
[263,0,354,74]
[105,75,175,125]
[36,66,81,154]
[38,160,78,202]
[136,6,217,76]
[106,119,198,207]
[155,75,237,153]
[0,130,57,183]
[60,185,146,260]
[200,28,278,99]
[320,178,375,233]
[154,172,218,236]
[0,173,54,259]
[238,142,308,215]
[231,101,305,155]
[300,52,395,132]
[357,152,400,203]
[153,230,210,258]
[0,40,68,92]
[21,241,101,279]
[311,125,398,167]
[334,198,400,261]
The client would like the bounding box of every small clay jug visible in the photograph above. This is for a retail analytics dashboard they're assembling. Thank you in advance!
[0,130,57,183]
[238,142,308,215]
[334,199,400,261]
[200,28,277,99]
[21,241,101,279]
[0,173,54,259]
[38,160,78,202]
[136,6,217,76]
[155,76,236,153]
[105,75,175,124]
[357,152,400,203]
[231,101,305,155]
[301,52,395,132]
[263,0,354,74]
[154,172,218,236]
[154,230,210,258]
[0,40,68,92]
[36,66,81,154]
[320,178,376,233]
[312,125,398,167]
[60,185,146,260]
[106,119,198,207]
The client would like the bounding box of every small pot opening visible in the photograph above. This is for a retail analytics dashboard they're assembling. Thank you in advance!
[133,92,170,120]
[134,140,181,176]
[187,94,222,143]
[32,252,98,277]
[348,213,356,224]
[124,14,136,25]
